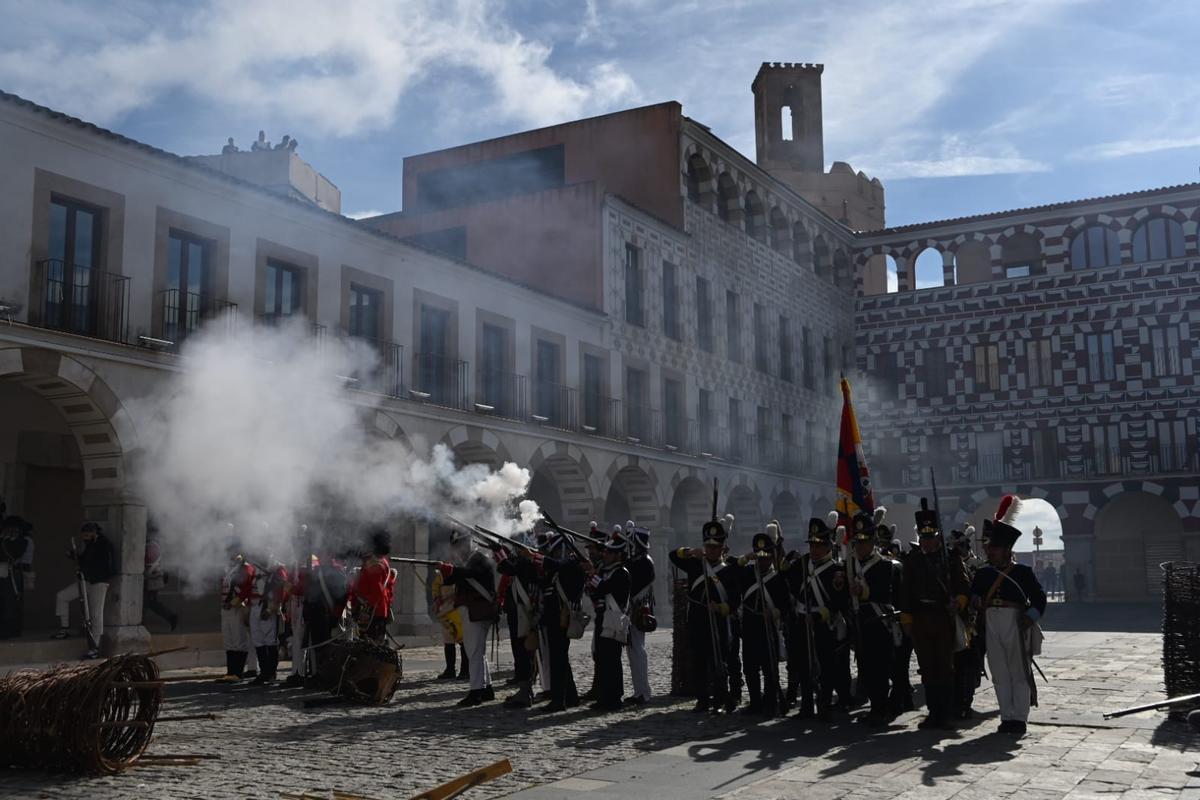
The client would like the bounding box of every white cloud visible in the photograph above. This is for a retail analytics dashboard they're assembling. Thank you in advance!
[0,0,638,137]
[853,132,1050,181]
[1072,135,1200,161]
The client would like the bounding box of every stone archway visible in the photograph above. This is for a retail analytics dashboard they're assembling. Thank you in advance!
[1094,491,1184,600]
[769,490,804,543]
[527,440,597,532]
[439,424,512,469]
[603,458,662,531]
[724,481,764,553]
[669,475,711,549]
[0,346,145,653]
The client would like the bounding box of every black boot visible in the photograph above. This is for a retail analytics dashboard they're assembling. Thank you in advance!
[795,692,815,719]
[457,689,482,707]
[438,644,456,679]
[251,647,274,684]
[457,646,470,681]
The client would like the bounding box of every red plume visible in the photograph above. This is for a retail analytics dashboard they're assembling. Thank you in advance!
[995,494,1022,525]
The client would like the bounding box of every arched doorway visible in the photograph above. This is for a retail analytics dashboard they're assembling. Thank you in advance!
[1094,491,1184,600]
[724,483,763,554]
[770,491,804,544]
[526,443,596,533]
[669,476,710,549]
[604,464,660,531]
[0,347,142,651]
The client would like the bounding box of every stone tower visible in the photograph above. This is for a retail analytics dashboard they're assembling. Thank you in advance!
[752,63,885,231]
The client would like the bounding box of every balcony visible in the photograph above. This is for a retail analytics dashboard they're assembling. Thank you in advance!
[1152,346,1182,378]
[29,259,129,344]
[1088,448,1124,477]
[624,404,662,447]
[476,368,527,421]
[580,394,621,439]
[155,289,237,348]
[531,381,577,431]
[662,415,693,453]
[256,312,326,340]
[412,352,469,410]
[1154,444,1197,474]
[972,453,1006,483]
[347,336,404,398]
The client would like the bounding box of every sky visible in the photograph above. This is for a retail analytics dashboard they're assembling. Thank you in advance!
[4,0,1200,230]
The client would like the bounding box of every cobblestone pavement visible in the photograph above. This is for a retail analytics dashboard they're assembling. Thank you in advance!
[2,629,1199,800]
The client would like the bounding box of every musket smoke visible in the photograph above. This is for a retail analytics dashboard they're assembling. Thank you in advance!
[130,319,538,594]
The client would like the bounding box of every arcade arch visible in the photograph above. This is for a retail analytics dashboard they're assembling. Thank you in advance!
[1093,491,1184,600]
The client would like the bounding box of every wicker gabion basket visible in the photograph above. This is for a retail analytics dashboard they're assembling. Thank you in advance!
[1161,561,1200,701]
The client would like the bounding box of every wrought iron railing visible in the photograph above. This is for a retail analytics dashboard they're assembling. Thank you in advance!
[345,336,404,398]
[1155,444,1196,474]
[156,289,236,346]
[412,353,469,410]
[30,259,129,344]
[624,404,662,447]
[581,395,621,439]
[532,381,577,431]
[972,453,1006,483]
[476,368,527,421]
[256,312,325,340]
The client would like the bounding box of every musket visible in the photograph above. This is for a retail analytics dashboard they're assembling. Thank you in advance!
[538,511,596,565]
[389,557,442,567]
[753,558,784,710]
[704,478,728,684]
[471,525,535,556]
[70,537,98,651]
[1103,691,1200,719]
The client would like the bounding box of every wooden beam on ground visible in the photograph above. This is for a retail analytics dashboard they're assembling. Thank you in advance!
[407,759,513,800]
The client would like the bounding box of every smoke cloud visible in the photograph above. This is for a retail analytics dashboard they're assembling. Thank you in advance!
[131,319,538,593]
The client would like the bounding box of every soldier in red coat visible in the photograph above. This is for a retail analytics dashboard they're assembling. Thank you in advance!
[351,528,395,642]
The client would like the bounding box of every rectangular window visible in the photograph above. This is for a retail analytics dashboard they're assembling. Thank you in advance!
[698,389,714,454]
[924,346,948,396]
[535,340,562,424]
[265,258,305,318]
[1086,332,1116,382]
[728,397,743,460]
[756,405,771,465]
[1092,423,1121,475]
[348,284,382,339]
[624,244,643,326]
[823,336,835,386]
[725,290,740,362]
[626,367,648,440]
[803,326,814,389]
[1031,428,1059,479]
[165,229,211,341]
[1157,419,1187,471]
[662,261,679,340]
[973,343,1000,391]
[779,316,793,383]
[976,431,1004,482]
[418,304,453,405]
[696,277,713,352]
[583,354,604,432]
[1027,339,1054,388]
[45,196,103,335]
[754,303,769,373]
[1151,327,1182,377]
[479,323,508,413]
[663,378,683,448]
[877,352,900,401]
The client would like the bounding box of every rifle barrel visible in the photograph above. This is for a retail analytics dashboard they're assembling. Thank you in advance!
[1103,691,1200,719]
[389,557,441,567]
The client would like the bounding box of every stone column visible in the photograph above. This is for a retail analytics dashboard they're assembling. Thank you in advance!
[393,518,435,635]
[942,250,956,286]
[81,489,150,655]
[895,255,911,292]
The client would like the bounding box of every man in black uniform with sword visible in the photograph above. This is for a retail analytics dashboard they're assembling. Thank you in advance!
[738,532,789,717]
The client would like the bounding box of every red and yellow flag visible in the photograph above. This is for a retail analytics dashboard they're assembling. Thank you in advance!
[835,377,875,525]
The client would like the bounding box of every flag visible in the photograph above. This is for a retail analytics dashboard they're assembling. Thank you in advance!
[835,377,875,523]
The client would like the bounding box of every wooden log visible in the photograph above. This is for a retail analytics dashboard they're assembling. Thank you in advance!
[408,758,513,800]
[147,646,189,657]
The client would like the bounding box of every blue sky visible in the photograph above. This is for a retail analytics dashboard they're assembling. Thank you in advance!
[3,0,1199,229]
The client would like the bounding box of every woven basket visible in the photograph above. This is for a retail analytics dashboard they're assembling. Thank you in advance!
[1161,561,1200,702]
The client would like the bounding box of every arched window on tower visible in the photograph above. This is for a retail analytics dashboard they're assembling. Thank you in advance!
[1068,224,1120,269]
[1131,216,1185,262]
[1000,233,1042,279]
[914,247,944,289]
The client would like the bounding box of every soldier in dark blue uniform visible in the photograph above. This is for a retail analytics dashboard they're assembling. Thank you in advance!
[847,509,899,725]
[669,520,741,714]
[900,499,969,731]
[534,532,587,712]
[738,533,790,716]
[782,517,848,721]
[971,495,1047,737]
[588,535,631,712]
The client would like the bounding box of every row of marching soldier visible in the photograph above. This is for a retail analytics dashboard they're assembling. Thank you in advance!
[672,494,1046,737]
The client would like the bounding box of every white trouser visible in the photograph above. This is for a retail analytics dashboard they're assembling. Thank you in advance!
[249,606,279,648]
[538,629,551,692]
[462,617,492,691]
[986,606,1032,722]
[288,597,306,675]
[221,606,251,652]
[56,580,108,642]
[626,626,650,700]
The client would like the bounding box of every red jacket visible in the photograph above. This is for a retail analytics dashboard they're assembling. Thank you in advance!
[353,557,395,618]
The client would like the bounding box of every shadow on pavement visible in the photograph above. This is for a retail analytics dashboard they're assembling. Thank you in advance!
[1040,603,1160,633]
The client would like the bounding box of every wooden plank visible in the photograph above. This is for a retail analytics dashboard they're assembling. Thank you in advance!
[408,759,513,800]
